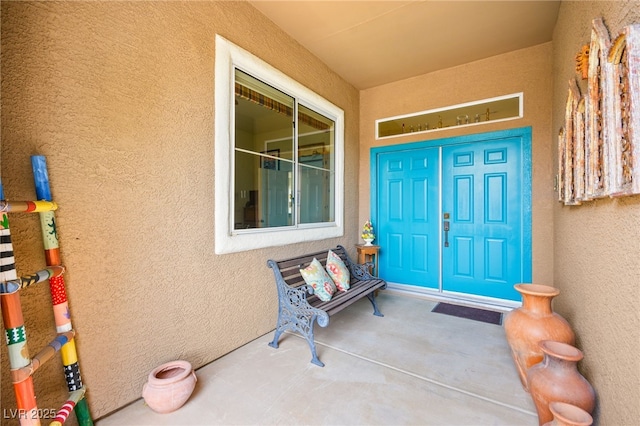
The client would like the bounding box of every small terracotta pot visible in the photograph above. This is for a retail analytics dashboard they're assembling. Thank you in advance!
[542,402,593,426]
[503,284,575,390]
[142,360,197,414]
[527,341,595,425]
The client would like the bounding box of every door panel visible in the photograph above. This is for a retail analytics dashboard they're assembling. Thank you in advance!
[441,138,522,300]
[378,149,439,287]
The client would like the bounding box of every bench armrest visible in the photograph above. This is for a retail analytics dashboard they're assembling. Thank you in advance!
[349,262,376,281]
[283,283,313,306]
[267,259,329,326]
[335,246,376,281]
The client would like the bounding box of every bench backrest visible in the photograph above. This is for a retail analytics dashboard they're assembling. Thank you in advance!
[269,246,353,290]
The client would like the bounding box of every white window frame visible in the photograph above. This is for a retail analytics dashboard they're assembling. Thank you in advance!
[214,35,345,254]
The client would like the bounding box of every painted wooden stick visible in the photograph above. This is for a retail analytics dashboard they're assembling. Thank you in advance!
[0,209,41,426]
[31,155,93,425]
[0,200,58,213]
[50,389,86,426]
[0,266,66,293]
[11,330,76,383]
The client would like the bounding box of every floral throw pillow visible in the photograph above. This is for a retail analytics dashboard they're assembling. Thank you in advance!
[326,250,350,291]
[300,258,336,302]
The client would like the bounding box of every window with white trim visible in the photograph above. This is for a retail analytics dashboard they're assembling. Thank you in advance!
[214,36,344,254]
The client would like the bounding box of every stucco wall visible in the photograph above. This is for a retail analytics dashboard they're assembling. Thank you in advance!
[0,2,360,422]
[552,2,640,424]
[359,42,555,287]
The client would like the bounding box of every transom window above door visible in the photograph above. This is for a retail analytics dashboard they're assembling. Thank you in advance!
[214,36,345,254]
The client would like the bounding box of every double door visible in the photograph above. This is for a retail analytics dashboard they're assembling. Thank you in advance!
[374,129,531,302]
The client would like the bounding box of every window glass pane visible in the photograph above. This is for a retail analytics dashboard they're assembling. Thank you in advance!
[234,69,294,158]
[235,69,295,230]
[298,104,335,224]
[234,150,293,229]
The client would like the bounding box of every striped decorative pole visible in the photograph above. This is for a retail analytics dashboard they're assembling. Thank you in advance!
[31,156,93,425]
[50,389,86,426]
[0,204,40,425]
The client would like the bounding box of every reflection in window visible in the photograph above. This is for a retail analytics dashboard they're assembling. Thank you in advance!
[234,70,335,230]
[298,104,334,224]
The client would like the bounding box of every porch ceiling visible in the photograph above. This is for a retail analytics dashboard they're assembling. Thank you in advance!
[249,0,561,90]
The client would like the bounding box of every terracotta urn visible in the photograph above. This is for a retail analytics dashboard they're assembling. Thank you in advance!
[142,360,197,414]
[527,341,596,425]
[503,284,575,390]
[542,402,593,426]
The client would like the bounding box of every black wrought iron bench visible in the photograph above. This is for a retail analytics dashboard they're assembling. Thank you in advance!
[267,245,387,367]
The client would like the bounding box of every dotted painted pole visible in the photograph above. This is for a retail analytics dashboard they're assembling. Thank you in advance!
[31,156,93,426]
[0,210,41,426]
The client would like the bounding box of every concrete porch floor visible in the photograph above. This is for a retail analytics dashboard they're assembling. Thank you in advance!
[97,292,538,425]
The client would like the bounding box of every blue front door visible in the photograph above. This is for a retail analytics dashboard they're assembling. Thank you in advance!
[373,128,531,302]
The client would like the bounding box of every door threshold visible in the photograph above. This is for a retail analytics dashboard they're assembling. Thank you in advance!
[384,283,520,312]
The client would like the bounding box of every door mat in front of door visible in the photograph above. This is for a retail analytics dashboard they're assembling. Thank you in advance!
[431,302,503,325]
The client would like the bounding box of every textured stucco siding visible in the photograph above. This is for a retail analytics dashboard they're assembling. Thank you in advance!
[0,2,359,422]
[551,2,640,425]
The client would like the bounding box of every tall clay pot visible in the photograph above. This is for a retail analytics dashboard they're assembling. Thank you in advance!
[542,402,593,426]
[503,284,575,390]
[527,341,596,425]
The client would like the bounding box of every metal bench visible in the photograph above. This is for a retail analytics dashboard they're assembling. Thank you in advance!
[267,245,387,367]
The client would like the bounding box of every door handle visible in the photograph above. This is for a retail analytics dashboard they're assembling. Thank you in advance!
[443,212,451,248]
[443,220,450,247]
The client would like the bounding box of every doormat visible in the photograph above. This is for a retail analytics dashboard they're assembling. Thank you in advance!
[431,302,503,325]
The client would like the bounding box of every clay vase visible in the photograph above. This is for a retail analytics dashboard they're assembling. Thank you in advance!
[503,284,575,390]
[527,341,596,425]
[142,360,197,414]
[542,402,593,426]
